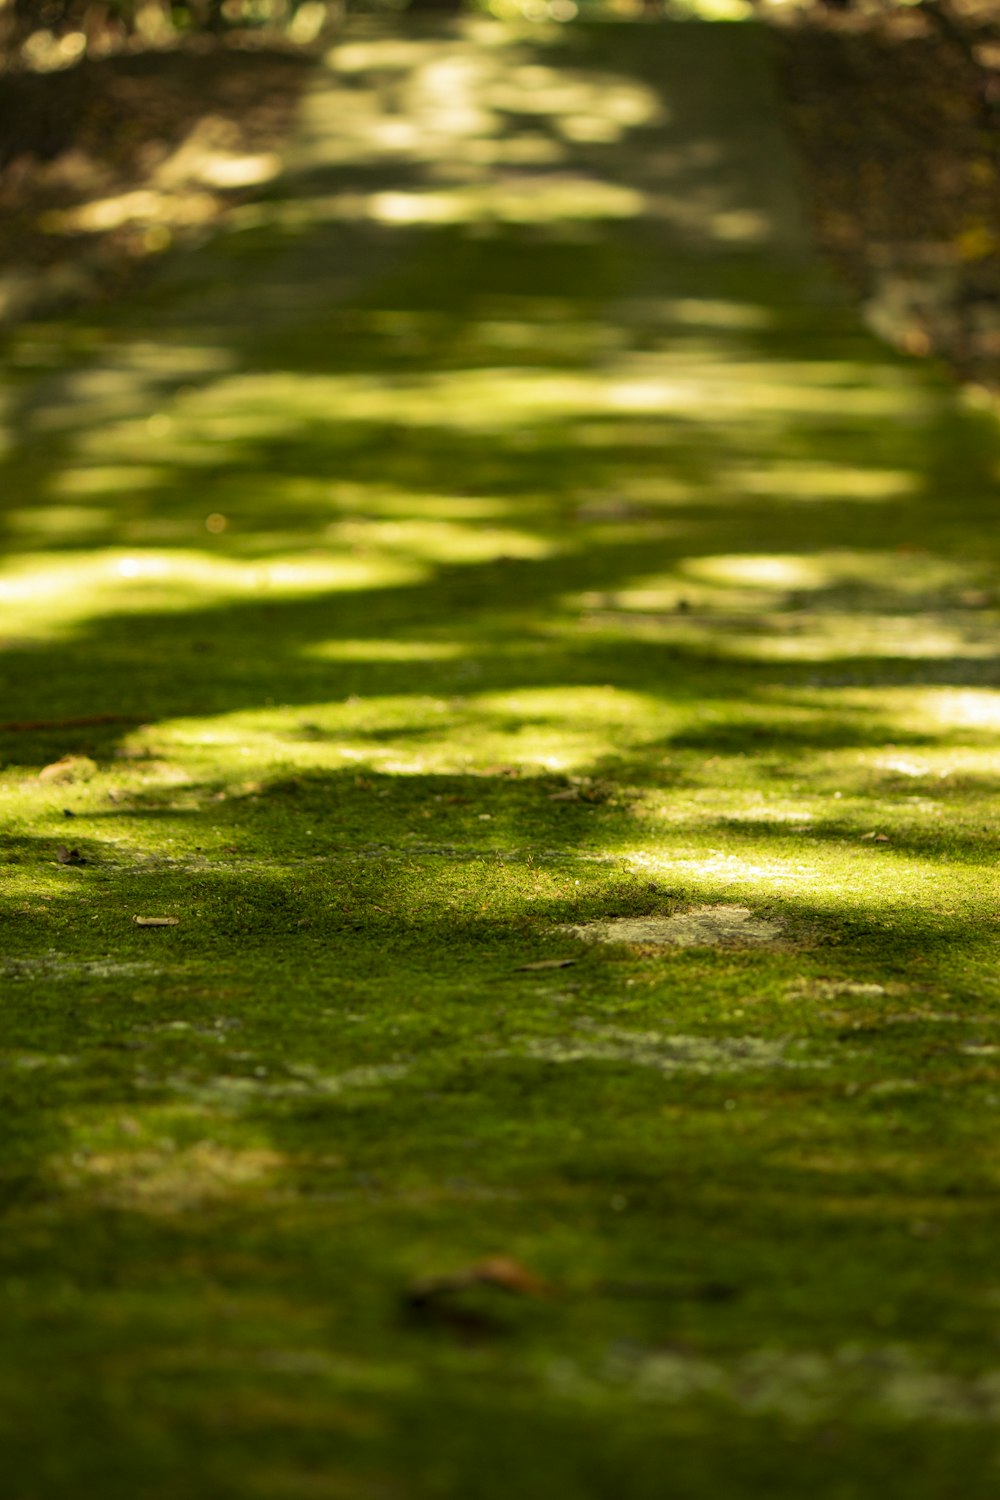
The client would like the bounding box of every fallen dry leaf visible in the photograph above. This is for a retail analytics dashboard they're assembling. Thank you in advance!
[471,1257,548,1296]
[860,832,890,842]
[56,846,86,866]
[403,1254,548,1338]
[548,789,581,803]
[133,916,180,927]
[3,715,138,734]
[408,1255,548,1301]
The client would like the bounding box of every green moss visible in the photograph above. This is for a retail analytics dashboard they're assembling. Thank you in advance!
[2,18,1000,1500]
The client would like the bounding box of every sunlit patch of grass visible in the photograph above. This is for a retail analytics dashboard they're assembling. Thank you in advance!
[725,462,918,502]
[0,549,427,639]
[112,686,673,784]
[305,639,467,664]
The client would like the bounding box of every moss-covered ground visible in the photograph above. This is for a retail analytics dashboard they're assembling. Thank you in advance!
[2,18,1000,1499]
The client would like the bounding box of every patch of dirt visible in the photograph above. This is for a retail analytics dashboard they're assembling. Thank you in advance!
[558,904,784,948]
[0,41,315,325]
[56,1139,288,1212]
[777,4,1000,387]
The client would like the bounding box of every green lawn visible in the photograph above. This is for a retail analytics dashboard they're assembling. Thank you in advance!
[2,19,1000,1499]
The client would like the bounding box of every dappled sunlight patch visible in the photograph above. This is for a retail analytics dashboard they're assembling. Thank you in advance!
[1,861,108,904]
[725,462,918,503]
[683,549,977,599]
[307,28,662,178]
[570,609,1000,663]
[564,545,999,662]
[283,15,803,261]
[472,685,662,731]
[305,639,467,664]
[659,611,999,663]
[41,187,218,238]
[759,686,1000,754]
[327,515,556,565]
[622,296,775,332]
[463,316,625,361]
[0,548,425,639]
[626,850,819,892]
[619,847,982,925]
[921,689,1000,733]
[92,670,1000,859]
[684,554,825,592]
[50,464,169,499]
[149,685,675,780]
[608,550,979,614]
[604,356,932,423]
[720,806,815,824]
[648,203,770,248]
[82,365,589,439]
[348,489,519,524]
[322,179,647,228]
[874,755,945,779]
[445,685,671,771]
[805,691,1000,767]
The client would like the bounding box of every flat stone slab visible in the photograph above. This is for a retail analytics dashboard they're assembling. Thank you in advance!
[558,905,783,949]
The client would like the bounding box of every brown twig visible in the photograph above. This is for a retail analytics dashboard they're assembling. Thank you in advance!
[0,713,143,732]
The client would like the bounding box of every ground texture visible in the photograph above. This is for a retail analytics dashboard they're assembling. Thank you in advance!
[3,19,1000,1500]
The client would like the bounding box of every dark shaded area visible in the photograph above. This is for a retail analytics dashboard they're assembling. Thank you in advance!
[779,2,1000,386]
[0,41,312,325]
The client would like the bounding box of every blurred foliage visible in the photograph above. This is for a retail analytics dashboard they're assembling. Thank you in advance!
[6,0,1000,78]
[779,0,1000,390]
[0,1,335,70]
